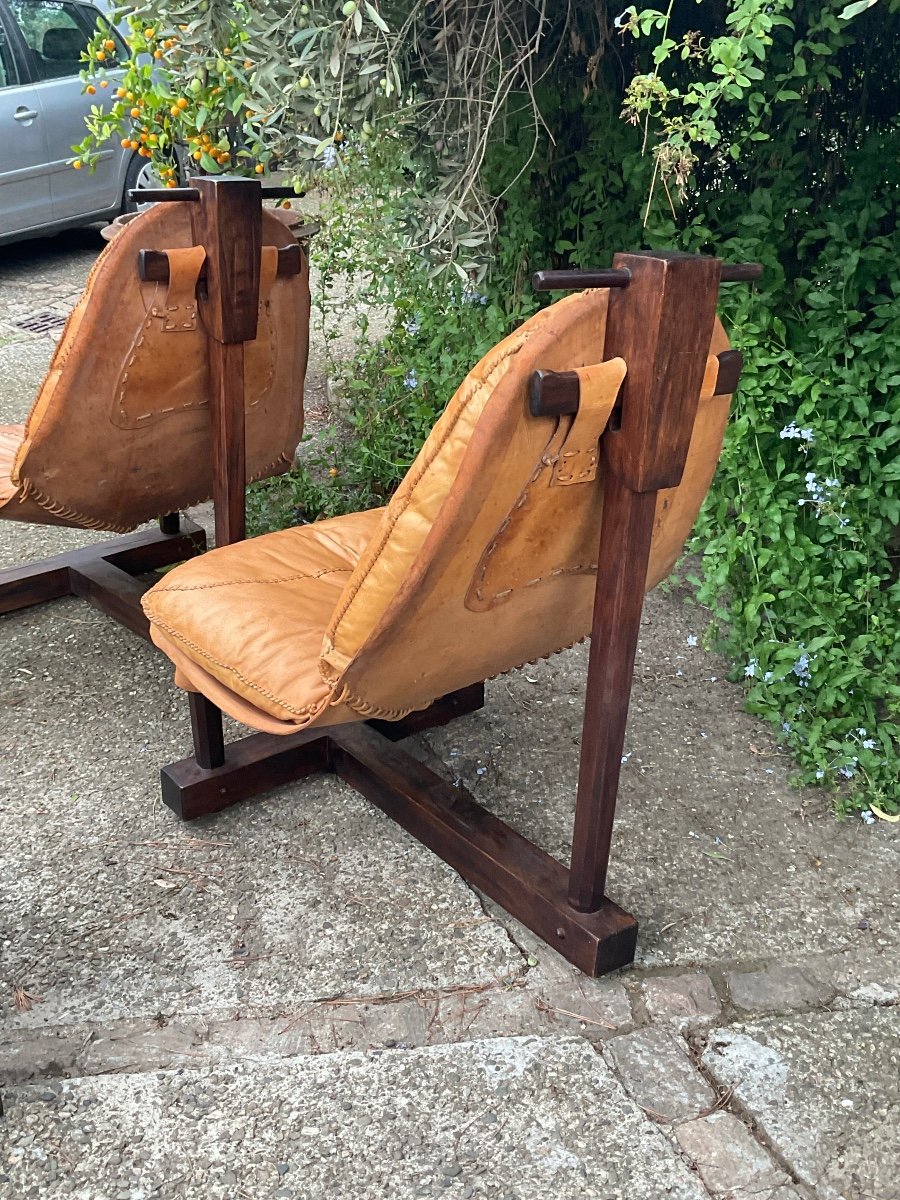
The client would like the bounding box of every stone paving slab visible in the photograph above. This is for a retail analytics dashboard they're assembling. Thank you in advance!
[2,612,523,1032]
[674,1111,798,1200]
[702,1008,900,1200]
[0,1035,709,1200]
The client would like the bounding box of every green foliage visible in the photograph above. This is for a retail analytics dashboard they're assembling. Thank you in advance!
[259,0,898,814]
[248,136,534,531]
[73,0,396,181]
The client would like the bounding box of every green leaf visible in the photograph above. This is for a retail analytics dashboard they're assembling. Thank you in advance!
[838,0,877,18]
[364,1,390,33]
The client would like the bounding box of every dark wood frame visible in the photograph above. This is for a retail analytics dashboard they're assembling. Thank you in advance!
[5,177,754,976]
[151,181,754,976]
[0,515,205,640]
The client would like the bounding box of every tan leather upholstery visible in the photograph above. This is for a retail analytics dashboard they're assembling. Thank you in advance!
[0,425,23,506]
[144,289,733,734]
[0,203,309,532]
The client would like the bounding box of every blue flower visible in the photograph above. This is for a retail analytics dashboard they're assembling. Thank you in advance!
[780,422,815,445]
[861,810,875,825]
[403,370,418,390]
[791,653,811,680]
[403,317,420,336]
[461,285,488,306]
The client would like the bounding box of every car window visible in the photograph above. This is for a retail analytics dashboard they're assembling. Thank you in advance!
[0,19,22,87]
[7,0,116,82]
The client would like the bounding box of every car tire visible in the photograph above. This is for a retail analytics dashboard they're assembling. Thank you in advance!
[122,153,163,213]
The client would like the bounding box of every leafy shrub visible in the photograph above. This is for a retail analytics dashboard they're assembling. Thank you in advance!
[257,2,899,814]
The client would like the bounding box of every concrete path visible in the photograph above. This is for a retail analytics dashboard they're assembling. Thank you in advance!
[1,228,897,1199]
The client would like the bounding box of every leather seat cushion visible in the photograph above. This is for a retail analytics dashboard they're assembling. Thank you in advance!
[0,425,24,507]
[145,509,384,730]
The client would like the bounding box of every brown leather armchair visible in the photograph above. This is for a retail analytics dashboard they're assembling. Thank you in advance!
[142,255,739,977]
[0,203,309,534]
[144,289,730,736]
[0,200,310,634]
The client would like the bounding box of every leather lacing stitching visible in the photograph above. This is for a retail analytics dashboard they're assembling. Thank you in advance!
[470,449,558,604]
[115,296,277,428]
[148,610,417,724]
[16,449,293,535]
[17,478,128,532]
[324,322,545,643]
[480,562,599,603]
[147,610,328,719]
[334,632,593,729]
[154,565,352,593]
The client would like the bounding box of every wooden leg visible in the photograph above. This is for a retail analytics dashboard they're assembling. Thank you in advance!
[188,692,226,770]
[567,482,656,912]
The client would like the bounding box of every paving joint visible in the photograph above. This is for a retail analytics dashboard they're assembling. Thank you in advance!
[684,1026,818,1199]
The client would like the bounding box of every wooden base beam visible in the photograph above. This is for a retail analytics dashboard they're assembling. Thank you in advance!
[329,724,637,977]
[158,680,636,976]
[0,519,205,640]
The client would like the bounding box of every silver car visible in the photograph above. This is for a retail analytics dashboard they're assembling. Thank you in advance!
[0,0,155,244]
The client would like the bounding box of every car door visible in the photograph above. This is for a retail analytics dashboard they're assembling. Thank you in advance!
[6,0,123,223]
[0,2,53,238]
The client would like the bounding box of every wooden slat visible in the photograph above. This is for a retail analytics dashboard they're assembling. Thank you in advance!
[68,558,150,639]
[0,522,204,616]
[328,724,638,976]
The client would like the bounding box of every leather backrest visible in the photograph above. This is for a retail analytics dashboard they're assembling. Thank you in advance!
[321,289,731,717]
[8,203,309,532]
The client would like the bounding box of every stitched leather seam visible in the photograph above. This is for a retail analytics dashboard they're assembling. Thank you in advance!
[17,478,131,533]
[154,566,352,593]
[149,611,417,724]
[327,332,533,638]
[467,442,559,605]
[472,561,598,602]
[147,611,327,717]
[16,449,292,535]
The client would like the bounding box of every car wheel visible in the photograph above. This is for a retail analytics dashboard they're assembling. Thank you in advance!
[122,154,163,213]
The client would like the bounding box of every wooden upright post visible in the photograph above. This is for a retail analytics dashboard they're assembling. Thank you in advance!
[567,252,722,912]
[186,178,263,765]
[190,177,262,547]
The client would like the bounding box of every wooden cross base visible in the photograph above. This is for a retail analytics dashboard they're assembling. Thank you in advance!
[0,516,205,639]
[160,681,638,978]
